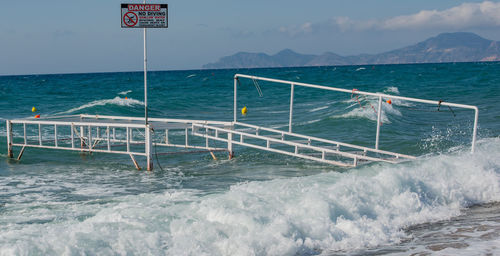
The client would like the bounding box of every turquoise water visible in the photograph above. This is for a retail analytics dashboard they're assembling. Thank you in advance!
[0,62,499,255]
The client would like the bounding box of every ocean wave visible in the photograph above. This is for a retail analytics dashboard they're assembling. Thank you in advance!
[57,97,144,114]
[332,99,401,123]
[117,90,132,95]
[384,86,399,94]
[1,138,498,255]
[309,106,329,113]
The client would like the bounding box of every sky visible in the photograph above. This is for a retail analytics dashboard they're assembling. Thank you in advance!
[1,0,500,75]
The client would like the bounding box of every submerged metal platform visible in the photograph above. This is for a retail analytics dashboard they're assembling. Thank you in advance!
[5,74,479,170]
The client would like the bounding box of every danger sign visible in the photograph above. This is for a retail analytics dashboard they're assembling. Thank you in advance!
[121,4,168,28]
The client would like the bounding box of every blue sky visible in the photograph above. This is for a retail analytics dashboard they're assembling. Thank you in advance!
[1,0,499,75]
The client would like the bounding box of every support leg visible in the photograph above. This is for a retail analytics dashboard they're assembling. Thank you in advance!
[6,120,13,158]
[209,151,217,161]
[145,126,153,171]
[17,146,26,161]
[129,154,141,170]
[227,132,234,160]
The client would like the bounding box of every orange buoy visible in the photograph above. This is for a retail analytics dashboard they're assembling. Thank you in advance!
[125,97,128,100]
[34,114,40,118]
[386,99,392,104]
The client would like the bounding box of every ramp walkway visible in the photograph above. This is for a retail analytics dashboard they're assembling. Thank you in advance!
[5,74,479,170]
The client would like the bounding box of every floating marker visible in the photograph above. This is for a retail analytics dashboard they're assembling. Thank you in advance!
[241,106,247,116]
[32,107,37,112]
[34,114,40,119]
[386,99,392,104]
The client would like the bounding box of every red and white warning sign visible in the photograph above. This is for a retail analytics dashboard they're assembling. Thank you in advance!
[121,4,168,28]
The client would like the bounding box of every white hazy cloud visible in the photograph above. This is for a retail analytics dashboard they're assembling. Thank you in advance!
[382,1,500,29]
[279,1,500,36]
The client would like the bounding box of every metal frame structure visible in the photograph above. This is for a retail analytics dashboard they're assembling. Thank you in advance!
[233,74,479,153]
[6,115,231,171]
[5,74,479,170]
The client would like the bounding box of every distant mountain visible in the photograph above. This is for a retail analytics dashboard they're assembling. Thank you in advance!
[203,49,315,69]
[202,32,500,69]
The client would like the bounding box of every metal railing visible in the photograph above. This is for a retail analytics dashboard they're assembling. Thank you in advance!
[234,74,479,153]
[6,115,232,170]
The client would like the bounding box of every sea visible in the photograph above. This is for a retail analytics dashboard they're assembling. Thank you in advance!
[0,62,499,255]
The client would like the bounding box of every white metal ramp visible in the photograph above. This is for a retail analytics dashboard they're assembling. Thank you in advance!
[5,74,479,170]
[192,122,415,167]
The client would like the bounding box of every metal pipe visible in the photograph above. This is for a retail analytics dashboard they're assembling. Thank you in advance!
[234,76,237,122]
[234,74,477,110]
[107,126,111,151]
[71,124,75,148]
[126,127,130,152]
[289,83,294,133]
[39,123,42,146]
[88,125,92,152]
[146,125,153,171]
[471,107,479,153]
[143,0,148,126]
[6,121,13,158]
[375,96,382,150]
[80,126,84,149]
[23,123,27,145]
[54,124,58,147]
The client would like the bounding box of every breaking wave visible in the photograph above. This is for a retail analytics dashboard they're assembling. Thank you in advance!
[57,97,144,114]
[1,138,499,255]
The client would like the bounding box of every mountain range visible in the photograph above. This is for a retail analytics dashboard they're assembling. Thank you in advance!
[202,32,500,69]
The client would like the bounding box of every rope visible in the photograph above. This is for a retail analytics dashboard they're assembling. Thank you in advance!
[151,129,166,172]
[437,100,456,117]
[351,88,381,124]
[252,78,264,97]
[237,77,263,97]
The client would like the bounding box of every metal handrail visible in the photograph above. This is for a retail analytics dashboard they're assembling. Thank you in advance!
[234,74,479,153]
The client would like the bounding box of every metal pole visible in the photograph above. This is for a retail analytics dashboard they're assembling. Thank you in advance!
[375,96,382,150]
[54,124,58,147]
[471,107,479,153]
[144,25,148,125]
[146,125,153,171]
[6,120,13,158]
[289,83,294,133]
[71,124,75,149]
[234,77,237,122]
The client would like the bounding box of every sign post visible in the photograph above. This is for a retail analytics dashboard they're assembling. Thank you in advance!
[121,2,168,170]
[121,2,168,126]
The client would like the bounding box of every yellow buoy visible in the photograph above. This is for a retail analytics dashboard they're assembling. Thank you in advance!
[32,106,37,112]
[241,106,247,116]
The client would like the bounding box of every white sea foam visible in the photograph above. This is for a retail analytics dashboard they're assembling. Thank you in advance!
[333,98,401,123]
[384,86,400,94]
[309,106,329,112]
[118,90,132,95]
[1,138,499,255]
[57,97,144,114]
[187,74,197,78]
[355,67,366,71]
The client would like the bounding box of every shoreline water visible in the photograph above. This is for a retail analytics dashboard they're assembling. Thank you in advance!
[0,63,499,255]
